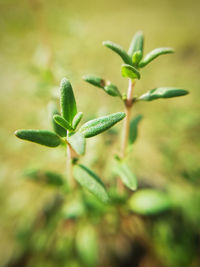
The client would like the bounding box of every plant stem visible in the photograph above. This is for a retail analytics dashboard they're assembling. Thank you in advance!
[118,79,135,192]
[66,143,76,189]
[121,79,135,157]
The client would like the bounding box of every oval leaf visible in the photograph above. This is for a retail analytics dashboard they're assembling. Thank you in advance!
[129,189,172,215]
[83,75,105,88]
[48,102,66,137]
[24,169,64,187]
[104,83,121,97]
[15,129,61,147]
[53,114,74,131]
[72,112,83,129]
[114,163,137,190]
[132,50,143,66]
[60,78,77,125]
[128,31,144,57]
[67,132,86,155]
[129,114,143,144]
[139,47,174,68]
[83,75,121,98]
[74,164,109,203]
[121,64,140,79]
[103,40,132,65]
[139,87,189,101]
[79,112,126,138]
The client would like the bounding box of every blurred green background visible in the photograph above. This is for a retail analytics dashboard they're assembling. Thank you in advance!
[0,0,200,266]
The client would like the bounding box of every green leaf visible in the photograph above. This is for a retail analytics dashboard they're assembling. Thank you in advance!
[121,64,140,79]
[72,112,83,129]
[15,129,61,147]
[76,225,98,267]
[82,191,107,214]
[48,102,66,137]
[84,74,121,98]
[74,164,109,203]
[128,31,144,57]
[139,47,174,68]
[53,114,74,131]
[114,163,137,190]
[103,40,132,65]
[104,83,121,97]
[67,132,86,155]
[60,78,77,125]
[43,171,64,186]
[139,87,189,101]
[79,112,126,138]
[83,75,105,88]
[24,169,64,186]
[129,189,172,215]
[129,115,143,144]
[132,50,143,66]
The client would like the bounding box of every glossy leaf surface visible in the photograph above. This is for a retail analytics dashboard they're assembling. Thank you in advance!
[139,87,189,101]
[121,64,140,79]
[129,189,172,215]
[15,129,61,147]
[139,47,174,67]
[60,78,77,125]
[79,112,125,138]
[74,164,109,203]
[103,40,132,65]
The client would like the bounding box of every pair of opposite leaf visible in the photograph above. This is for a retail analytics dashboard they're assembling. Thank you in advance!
[104,30,173,79]
[83,31,188,102]
[15,78,125,156]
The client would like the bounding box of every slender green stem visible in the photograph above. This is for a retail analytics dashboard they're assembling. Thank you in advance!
[118,79,135,192]
[121,79,135,157]
[66,143,76,189]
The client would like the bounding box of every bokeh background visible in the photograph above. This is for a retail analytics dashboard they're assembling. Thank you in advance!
[0,0,200,266]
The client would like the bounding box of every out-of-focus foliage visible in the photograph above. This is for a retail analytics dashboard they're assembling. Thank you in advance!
[0,0,200,266]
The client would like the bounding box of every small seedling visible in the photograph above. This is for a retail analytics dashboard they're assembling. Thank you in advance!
[15,77,125,201]
[15,31,189,210]
[83,30,189,194]
[14,31,189,267]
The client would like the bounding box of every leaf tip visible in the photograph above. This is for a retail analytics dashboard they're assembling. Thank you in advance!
[168,47,175,53]
[60,77,70,88]
[14,130,20,137]
[120,112,126,119]
[102,40,108,46]
[52,114,58,120]
[82,75,87,81]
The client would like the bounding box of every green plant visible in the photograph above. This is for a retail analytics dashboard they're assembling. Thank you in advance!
[15,77,125,200]
[14,31,189,267]
[83,30,188,194]
[15,30,189,205]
